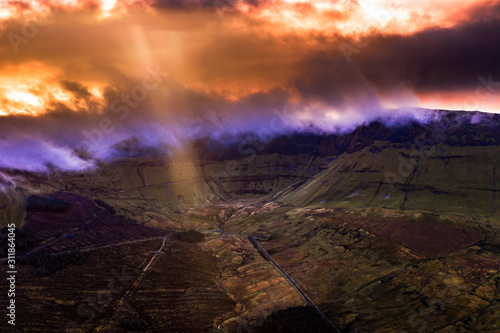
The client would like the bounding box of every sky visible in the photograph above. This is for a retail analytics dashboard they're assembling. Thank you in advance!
[0,0,499,170]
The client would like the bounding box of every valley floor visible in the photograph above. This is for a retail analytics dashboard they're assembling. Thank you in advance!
[1,190,499,332]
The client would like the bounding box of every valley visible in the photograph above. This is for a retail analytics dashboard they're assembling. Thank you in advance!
[1,111,499,332]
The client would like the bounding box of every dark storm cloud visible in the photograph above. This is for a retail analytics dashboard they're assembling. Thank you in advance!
[353,19,500,93]
[293,51,380,109]
[289,11,500,106]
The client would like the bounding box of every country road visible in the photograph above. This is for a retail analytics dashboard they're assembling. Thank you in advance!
[214,230,341,333]
[142,236,167,272]
[90,236,168,331]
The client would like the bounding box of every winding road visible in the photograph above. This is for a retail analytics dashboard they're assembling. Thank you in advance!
[214,230,341,333]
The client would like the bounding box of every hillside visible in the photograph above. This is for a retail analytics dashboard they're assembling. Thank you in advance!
[1,110,499,332]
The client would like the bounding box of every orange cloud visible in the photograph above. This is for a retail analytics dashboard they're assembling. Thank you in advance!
[0,0,499,120]
[0,62,106,116]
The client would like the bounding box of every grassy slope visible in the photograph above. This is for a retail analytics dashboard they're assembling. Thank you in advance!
[281,143,500,224]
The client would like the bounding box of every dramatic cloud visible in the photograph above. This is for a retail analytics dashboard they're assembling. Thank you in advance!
[0,0,499,170]
[354,20,500,93]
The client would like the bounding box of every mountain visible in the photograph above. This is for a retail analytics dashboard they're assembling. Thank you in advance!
[0,109,499,332]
